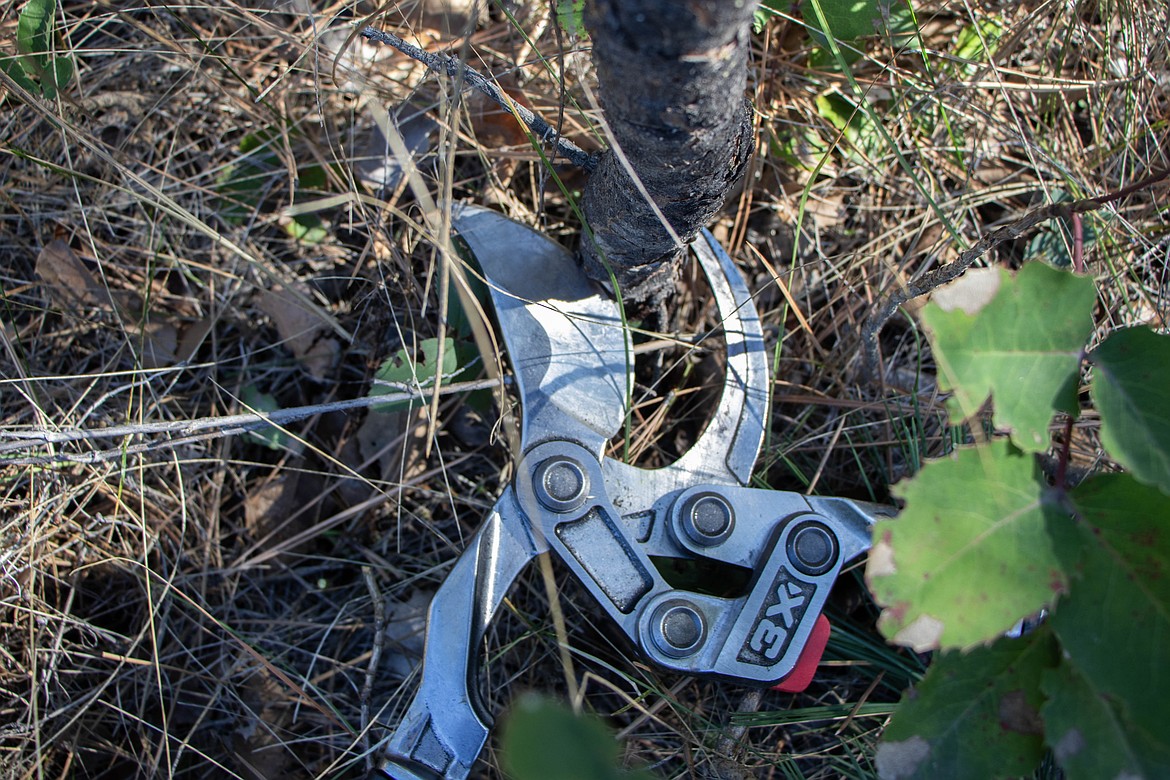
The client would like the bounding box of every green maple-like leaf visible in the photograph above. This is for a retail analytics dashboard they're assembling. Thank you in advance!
[501,694,652,780]
[370,336,463,413]
[1045,473,1170,774]
[1089,327,1170,495]
[1041,660,1170,780]
[922,262,1096,452]
[866,439,1067,650]
[874,628,1057,780]
[805,0,891,45]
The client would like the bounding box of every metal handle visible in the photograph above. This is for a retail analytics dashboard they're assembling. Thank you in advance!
[375,488,542,779]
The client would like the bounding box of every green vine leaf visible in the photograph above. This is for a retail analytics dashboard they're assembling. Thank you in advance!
[370,337,464,413]
[241,385,293,452]
[501,694,652,780]
[17,0,55,72]
[805,0,891,46]
[554,0,585,37]
[874,628,1058,780]
[866,439,1067,650]
[922,263,1096,452]
[37,55,71,99]
[1089,327,1170,494]
[0,57,39,94]
[1041,660,1169,780]
[952,17,1005,68]
[1044,473,1170,774]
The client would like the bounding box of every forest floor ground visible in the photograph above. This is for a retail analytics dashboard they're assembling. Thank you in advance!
[1,1,1167,778]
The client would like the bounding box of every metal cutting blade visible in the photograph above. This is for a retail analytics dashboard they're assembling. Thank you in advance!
[451,204,631,455]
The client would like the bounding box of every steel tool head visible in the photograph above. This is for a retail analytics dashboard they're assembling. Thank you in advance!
[375,206,894,779]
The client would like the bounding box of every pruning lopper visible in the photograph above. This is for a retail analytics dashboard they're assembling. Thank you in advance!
[374,205,892,778]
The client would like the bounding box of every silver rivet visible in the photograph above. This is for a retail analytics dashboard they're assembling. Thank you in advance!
[787,520,839,576]
[533,457,588,513]
[651,601,706,658]
[679,492,735,546]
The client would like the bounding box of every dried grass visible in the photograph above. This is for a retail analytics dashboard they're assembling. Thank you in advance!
[1,1,1167,778]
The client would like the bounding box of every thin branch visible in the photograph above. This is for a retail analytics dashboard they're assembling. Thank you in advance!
[360,565,386,775]
[862,167,1170,379]
[359,26,599,172]
[0,377,505,464]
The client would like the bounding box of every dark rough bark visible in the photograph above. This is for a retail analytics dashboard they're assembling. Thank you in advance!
[579,0,757,305]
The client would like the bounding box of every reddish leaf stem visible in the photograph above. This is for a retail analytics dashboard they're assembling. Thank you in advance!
[1055,414,1074,491]
[1071,211,1084,273]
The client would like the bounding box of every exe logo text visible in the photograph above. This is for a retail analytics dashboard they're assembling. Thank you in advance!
[737,569,814,665]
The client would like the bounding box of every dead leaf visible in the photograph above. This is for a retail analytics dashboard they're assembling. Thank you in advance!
[256,281,339,380]
[867,534,897,577]
[930,267,1001,315]
[136,320,178,368]
[998,689,1044,736]
[175,317,213,363]
[232,669,296,780]
[469,84,533,151]
[892,613,945,652]
[384,590,432,678]
[300,337,340,381]
[803,190,846,229]
[37,240,185,367]
[418,0,485,36]
[35,240,123,310]
[243,472,320,546]
[356,407,429,482]
[355,103,437,192]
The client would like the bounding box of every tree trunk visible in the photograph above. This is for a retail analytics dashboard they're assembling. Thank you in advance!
[579,0,757,306]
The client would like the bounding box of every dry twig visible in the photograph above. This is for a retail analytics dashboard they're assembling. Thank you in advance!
[862,167,1170,379]
[360,25,599,172]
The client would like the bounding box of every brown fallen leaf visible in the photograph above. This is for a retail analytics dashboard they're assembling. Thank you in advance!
[136,320,178,368]
[35,239,125,311]
[334,406,430,506]
[255,281,339,380]
[354,103,437,192]
[175,317,212,364]
[36,239,185,367]
[383,589,432,678]
[468,82,534,151]
[243,470,321,547]
[416,0,485,36]
[232,668,296,780]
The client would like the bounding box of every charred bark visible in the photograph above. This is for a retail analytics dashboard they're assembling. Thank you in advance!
[579,0,757,306]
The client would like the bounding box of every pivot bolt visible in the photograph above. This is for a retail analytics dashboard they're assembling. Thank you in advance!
[650,601,706,658]
[679,492,735,547]
[533,457,588,513]
[786,520,839,576]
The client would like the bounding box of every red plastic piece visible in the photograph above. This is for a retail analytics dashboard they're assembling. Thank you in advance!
[771,614,831,693]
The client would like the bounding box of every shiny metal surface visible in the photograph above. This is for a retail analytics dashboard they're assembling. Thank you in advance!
[451,204,630,455]
[377,488,542,779]
[373,206,894,778]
